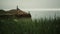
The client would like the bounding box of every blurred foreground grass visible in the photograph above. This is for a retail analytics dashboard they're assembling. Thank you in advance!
[0,17,60,34]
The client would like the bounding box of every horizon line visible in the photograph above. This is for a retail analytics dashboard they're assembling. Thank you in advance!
[2,8,60,11]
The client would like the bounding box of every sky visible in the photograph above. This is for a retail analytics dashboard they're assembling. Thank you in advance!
[0,0,60,11]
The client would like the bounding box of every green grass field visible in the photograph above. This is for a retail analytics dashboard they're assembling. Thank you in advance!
[0,17,60,34]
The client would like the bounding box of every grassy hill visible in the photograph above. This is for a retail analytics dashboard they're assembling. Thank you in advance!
[0,16,60,34]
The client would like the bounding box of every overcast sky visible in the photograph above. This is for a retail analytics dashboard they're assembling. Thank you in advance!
[0,0,60,10]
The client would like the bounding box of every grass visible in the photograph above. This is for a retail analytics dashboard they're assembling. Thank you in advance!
[0,17,60,34]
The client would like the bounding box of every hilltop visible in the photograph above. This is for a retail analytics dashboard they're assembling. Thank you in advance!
[0,6,31,18]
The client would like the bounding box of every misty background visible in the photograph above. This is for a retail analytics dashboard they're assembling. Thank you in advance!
[0,0,60,9]
[0,0,60,19]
